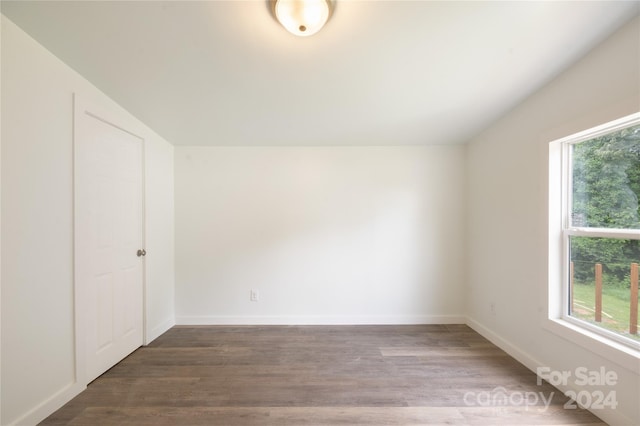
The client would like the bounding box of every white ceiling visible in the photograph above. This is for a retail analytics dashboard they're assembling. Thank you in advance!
[2,1,639,146]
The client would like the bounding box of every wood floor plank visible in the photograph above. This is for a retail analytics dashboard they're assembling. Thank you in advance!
[40,325,606,425]
[58,406,606,426]
[379,347,509,357]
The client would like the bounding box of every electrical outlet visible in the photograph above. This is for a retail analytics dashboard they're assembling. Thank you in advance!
[490,302,496,315]
[250,289,259,302]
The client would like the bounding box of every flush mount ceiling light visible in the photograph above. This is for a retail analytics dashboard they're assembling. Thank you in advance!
[273,0,333,37]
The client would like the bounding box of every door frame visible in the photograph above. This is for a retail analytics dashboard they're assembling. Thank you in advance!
[73,94,147,387]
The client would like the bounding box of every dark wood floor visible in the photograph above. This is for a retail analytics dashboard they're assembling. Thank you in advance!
[40,325,605,425]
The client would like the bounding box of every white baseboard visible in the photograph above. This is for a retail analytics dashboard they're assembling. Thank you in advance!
[146,316,176,344]
[465,316,635,426]
[175,314,466,326]
[8,381,85,426]
[11,316,175,425]
[465,316,543,372]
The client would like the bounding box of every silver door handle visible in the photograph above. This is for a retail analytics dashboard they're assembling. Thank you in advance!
[137,249,146,257]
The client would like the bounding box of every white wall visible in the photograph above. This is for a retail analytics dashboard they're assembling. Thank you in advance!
[0,15,175,425]
[145,132,176,342]
[0,14,3,425]
[175,146,466,324]
[466,16,640,426]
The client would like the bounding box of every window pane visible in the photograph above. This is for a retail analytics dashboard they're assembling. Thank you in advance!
[571,124,640,229]
[569,236,640,342]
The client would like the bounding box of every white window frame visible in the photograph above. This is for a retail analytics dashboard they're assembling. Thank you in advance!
[547,112,640,373]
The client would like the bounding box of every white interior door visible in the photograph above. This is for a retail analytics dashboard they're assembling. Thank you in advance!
[75,99,145,383]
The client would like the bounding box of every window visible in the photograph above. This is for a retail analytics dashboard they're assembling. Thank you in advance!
[551,113,640,354]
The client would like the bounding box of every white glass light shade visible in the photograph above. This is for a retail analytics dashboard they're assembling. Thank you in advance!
[274,0,331,37]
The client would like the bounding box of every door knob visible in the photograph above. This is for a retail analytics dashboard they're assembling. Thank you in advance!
[137,249,146,257]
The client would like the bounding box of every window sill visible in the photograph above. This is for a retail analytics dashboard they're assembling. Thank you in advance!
[544,318,640,373]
